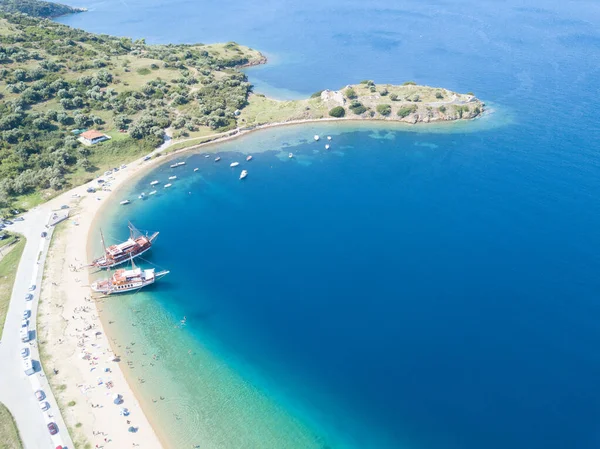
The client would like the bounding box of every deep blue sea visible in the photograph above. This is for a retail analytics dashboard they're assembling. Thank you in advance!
[67,0,600,448]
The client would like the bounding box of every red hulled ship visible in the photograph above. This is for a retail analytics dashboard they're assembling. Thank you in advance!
[90,222,158,269]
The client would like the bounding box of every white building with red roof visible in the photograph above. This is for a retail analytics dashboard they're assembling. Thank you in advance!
[79,130,110,145]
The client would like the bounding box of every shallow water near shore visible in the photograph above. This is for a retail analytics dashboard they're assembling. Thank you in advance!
[80,0,600,448]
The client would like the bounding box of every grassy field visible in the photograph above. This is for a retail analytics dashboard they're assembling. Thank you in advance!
[0,236,25,338]
[0,402,23,449]
[238,94,327,126]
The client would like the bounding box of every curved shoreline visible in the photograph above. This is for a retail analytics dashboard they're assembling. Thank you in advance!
[39,114,489,449]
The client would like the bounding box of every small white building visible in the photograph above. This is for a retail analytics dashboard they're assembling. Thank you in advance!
[79,130,110,145]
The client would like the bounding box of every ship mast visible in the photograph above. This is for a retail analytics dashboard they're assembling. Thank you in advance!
[100,229,107,256]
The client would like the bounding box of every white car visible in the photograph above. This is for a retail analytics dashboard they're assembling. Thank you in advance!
[20,348,29,358]
[35,390,45,401]
[20,320,27,329]
[22,310,30,319]
[25,293,33,301]
[39,401,50,411]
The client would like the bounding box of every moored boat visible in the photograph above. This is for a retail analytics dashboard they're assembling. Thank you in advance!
[327,136,332,141]
[325,144,330,150]
[177,161,186,166]
[91,258,169,295]
[289,152,293,158]
[230,162,240,167]
[150,180,159,186]
[138,193,146,200]
[240,170,248,180]
[246,155,253,161]
[89,223,159,269]
[120,200,130,205]
[170,163,178,168]
[193,168,199,172]
[314,135,320,141]
[215,157,221,162]
[164,183,172,188]
[168,176,177,180]
[149,190,157,195]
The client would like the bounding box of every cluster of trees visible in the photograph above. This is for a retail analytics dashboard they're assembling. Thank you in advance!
[0,9,261,210]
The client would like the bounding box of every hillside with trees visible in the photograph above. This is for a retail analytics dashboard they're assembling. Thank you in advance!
[0,12,265,211]
[0,0,85,18]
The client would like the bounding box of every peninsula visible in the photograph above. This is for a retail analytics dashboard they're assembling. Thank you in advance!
[0,10,483,213]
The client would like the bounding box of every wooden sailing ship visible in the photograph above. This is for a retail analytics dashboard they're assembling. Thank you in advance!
[91,256,169,295]
[90,222,158,269]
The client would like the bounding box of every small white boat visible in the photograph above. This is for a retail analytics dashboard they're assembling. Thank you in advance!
[230,162,240,167]
[170,163,178,168]
[215,157,221,162]
[193,168,199,172]
[177,161,186,166]
[325,144,330,150]
[204,155,210,158]
[327,136,332,141]
[149,190,157,196]
[314,135,320,141]
[120,200,130,205]
[164,183,172,188]
[150,180,159,186]
[138,193,146,200]
[289,153,294,158]
[168,176,177,180]
[246,155,253,161]
[240,170,248,180]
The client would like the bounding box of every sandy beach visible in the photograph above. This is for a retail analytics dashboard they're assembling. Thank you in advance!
[33,113,483,449]
[35,119,341,449]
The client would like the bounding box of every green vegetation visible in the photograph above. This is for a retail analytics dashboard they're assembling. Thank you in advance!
[438,105,447,113]
[328,106,345,118]
[67,400,76,407]
[0,12,264,213]
[403,81,416,86]
[376,104,391,116]
[389,93,398,101]
[0,0,84,18]
[0,235,24,337]
[344,87,357,99]
[379,88,388,96]
[349,100,367,115]
[397,104,417,118]
[435,91,444,99]
[310,90,324,98]
[0,402,23,449]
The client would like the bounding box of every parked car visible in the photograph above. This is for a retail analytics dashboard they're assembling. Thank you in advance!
[25,293,33,301]
[22,310,30,319]
[28,284,36,291]
[20,320,27,328]
[86,187,96,193]
[41,231,47,238]
[35,390,45,401]
[13,217,24,222]
[20,348,29,358]
[60,205,69,210]
[47,422,58,435]
[40,401,50,411]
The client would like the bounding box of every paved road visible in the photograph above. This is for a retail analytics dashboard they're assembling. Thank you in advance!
[0,206,74,449]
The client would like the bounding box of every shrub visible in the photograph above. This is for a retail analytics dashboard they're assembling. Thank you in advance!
[137,67,151,75]
[376,104,391,116]
[379,88,388,96]
[344,87,357,99]
[329,106,345,118]
[438,105,446,113]
[403,81,416,86]
[360,80,374,86]
[349,101,366,114]
[473,106,481,115]
[435,91,444,99]
[389,93,398,101]
[467,92,474,96]
[68,401,76,407]
[369,86,376,92]
[311,90,324,98]
[397,105,417,118]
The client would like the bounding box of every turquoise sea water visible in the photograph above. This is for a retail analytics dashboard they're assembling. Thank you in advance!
[73,1,600,448]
